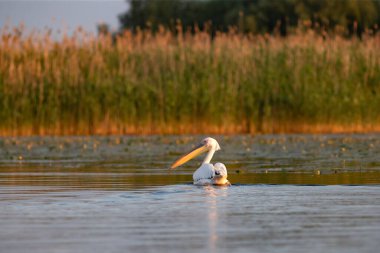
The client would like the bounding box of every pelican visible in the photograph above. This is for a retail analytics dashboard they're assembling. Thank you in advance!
[170,137,230,186]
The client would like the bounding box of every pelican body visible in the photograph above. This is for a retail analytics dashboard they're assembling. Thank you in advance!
[170,137,230,186]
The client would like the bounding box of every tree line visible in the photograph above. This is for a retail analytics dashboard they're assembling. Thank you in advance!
[118,0,380,36]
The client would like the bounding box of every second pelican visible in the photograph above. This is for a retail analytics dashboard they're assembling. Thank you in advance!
[170,137,230,186]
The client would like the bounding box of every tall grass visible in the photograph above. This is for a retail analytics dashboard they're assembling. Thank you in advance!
[1,25,380,135]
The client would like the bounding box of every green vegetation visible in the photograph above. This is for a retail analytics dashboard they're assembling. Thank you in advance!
[0,26,380,135]
[120,0,380,37]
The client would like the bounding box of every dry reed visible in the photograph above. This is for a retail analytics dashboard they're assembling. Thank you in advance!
[1,25,380,135]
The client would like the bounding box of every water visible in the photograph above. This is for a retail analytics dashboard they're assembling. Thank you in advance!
[0,134,380,253]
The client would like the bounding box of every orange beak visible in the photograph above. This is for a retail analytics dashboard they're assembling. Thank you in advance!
[170,143,208,169]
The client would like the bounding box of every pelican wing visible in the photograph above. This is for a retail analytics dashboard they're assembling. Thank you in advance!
[193,163,215,182]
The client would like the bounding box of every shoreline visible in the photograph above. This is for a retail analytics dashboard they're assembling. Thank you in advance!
[1,123,380,136]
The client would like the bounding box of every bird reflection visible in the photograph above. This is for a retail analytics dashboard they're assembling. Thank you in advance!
[204,186,229,252]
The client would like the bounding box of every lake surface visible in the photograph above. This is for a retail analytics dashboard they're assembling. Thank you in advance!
[0,134,380,253]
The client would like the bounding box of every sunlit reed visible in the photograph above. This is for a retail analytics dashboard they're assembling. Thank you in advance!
[1,25,380,135]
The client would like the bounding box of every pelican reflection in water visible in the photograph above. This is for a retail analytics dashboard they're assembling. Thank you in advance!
[170,137,230,186]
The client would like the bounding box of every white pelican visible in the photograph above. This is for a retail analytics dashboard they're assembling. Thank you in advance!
[170,137,230,186]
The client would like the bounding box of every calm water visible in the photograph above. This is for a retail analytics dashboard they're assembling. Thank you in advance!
[0,134,380,253]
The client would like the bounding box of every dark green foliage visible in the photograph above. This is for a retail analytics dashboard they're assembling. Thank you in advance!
[119,0,380,37]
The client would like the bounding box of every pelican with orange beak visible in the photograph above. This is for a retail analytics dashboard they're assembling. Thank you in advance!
[170,137,230,186]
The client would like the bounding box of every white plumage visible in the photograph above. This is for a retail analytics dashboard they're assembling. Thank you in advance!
[171,137,230,186]
[193,163,215,182]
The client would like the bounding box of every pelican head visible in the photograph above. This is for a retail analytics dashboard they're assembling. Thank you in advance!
[170,137,221,169]
[214,163,227,176]
[212,162,230,185]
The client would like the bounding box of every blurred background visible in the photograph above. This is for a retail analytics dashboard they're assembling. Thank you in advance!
[1,0,380,135]
[2,0,380,37]
[0,0,126,36]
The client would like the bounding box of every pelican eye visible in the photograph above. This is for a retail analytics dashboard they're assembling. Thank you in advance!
[215,171,220,175]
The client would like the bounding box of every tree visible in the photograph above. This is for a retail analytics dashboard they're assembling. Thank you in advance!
[294,0,379,36]
[118,0,380,36]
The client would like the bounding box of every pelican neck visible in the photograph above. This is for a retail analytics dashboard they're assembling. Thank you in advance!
[202,147,216,164]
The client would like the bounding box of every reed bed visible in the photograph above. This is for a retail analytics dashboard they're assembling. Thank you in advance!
[1,25,380,135]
